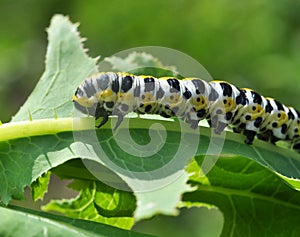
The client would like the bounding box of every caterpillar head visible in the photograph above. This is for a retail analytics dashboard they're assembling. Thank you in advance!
[73,73,117,117]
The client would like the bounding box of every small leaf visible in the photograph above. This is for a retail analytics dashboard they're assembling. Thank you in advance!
[31,171,51,201]
[134,171,194,220]
[104,52,180,78]
[43,180,136,230]
[12,15,98,121]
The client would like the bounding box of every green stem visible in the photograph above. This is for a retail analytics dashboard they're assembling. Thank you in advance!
[0,118,93,142]
[0,116,179,142]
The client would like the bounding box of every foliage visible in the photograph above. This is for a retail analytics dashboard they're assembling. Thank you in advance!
[1,15,300,237]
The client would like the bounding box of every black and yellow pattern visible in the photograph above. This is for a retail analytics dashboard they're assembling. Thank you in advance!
[73,72,300,152]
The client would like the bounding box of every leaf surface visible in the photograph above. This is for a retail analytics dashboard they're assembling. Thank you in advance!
[1,206,154,237]
[12,15,98,121]
[184,155,300,237]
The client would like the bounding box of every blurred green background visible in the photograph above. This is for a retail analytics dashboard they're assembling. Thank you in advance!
[1,0,300,123]
[1,0,300,236]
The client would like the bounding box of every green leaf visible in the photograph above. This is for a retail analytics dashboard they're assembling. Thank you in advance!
[12,15,98,121]
[71,118,198,220]
[0,14,96,204]
[0,130,77,204]
[2,114,300,227]
[1,206,154,237]
[43,180,136,230]
[216,129,300,190]
[183,155,300,237]
[2,13,300,235]
[57,118,300,222]
[31,171,51,201]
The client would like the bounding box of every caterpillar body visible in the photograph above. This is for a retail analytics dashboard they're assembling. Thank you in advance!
[73,72,300,152]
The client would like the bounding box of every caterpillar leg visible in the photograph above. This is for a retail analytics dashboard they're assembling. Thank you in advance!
[214,122,227,134]
[233,127,243,133]
[257,131,271,142]
[95,106,109,128]
[96,114,109,128]
[190,120,199,129]
[243,130,257,144]
[270,135,280,144]
[111,109,124,130]
[114,115,124,131]
[206,118,212,127]
[210,115,218,128]
[293,143,300,153]
[184,113,199,129]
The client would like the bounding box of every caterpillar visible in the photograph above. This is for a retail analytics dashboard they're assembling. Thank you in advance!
[73,72,300,152]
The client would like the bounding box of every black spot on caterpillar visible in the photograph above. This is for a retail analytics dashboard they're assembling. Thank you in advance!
[73,72,300,152]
